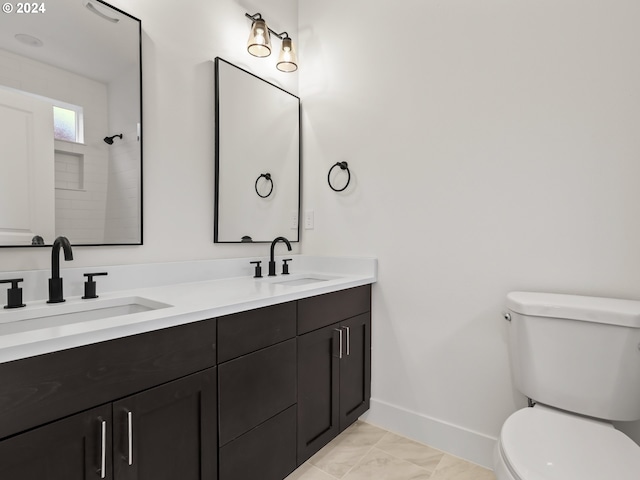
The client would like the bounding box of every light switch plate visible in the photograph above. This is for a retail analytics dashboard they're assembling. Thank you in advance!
[304,210,314,230]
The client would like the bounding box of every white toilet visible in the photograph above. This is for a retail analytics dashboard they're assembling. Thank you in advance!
[494,291,640,480]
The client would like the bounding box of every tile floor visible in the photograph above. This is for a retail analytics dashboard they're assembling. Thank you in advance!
[285,421,496,480]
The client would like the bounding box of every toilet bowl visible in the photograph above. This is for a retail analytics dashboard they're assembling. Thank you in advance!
[495,292,640,480]
[494,405,640,480]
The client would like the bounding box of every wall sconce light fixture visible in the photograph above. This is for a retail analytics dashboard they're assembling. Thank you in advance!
[246,13,271,57]
[245,12,298,73]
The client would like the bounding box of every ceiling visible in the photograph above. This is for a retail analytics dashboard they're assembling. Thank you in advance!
[0,0,139,84]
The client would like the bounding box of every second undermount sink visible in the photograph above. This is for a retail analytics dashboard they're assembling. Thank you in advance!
[261,273,338,287]
[0,296,172,334]
[274,277,329,286]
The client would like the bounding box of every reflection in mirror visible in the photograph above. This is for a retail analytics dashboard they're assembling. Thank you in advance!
[0,0,142,246]
[214,58,300,243]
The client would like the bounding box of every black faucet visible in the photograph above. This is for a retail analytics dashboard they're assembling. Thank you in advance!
[268,236,292,276]
[48,236,73,303]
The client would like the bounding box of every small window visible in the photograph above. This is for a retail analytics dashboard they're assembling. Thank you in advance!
[53,105,83,143]
[0,87,84,143]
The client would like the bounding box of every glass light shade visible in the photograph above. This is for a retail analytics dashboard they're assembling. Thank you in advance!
[277,37,298,72]
[247,18,272,57]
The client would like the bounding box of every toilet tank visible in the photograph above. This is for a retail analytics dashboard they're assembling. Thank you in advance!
[506,291,640,422]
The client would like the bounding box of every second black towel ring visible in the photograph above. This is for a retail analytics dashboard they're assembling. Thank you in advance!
[255,173,274,198]
[328,162,351,192]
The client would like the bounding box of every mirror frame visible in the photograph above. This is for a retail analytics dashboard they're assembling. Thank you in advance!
[214,57,301,244]
[0,0,143,248]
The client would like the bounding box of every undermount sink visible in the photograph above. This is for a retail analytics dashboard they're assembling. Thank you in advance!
[0,296,172,334]
[261,273,338,287]
[274,277,329,286]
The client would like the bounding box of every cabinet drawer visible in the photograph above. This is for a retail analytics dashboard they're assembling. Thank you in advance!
[297,285,371,335]
[217,302,296,362]
[219,405,297,480]
[0,318,217,441]
[218,339,296,445]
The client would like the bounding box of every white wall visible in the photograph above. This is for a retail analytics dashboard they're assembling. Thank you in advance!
[0,0,299,271]
[299,0,640,466]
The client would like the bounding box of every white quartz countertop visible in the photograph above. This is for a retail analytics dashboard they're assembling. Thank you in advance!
[0,256,377,363]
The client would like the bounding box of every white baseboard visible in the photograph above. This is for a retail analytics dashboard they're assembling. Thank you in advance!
[361,398,497,469]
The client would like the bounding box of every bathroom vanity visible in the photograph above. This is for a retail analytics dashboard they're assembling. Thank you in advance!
[0,257,375,480]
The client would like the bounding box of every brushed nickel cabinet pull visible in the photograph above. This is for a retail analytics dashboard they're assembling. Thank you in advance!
[334,328,343,359]
[127,410,133,466]
[100,420,107,478]
[343,326,350,356]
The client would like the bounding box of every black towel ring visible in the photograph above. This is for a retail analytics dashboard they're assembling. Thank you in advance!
[255,173,274,198]
[328,162,351,192]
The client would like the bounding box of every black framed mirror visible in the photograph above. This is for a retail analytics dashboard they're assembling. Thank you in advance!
[214,57,300,243]
[0,0,142,247]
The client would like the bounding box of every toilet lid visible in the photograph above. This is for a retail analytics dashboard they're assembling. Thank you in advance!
[501,407,640,480]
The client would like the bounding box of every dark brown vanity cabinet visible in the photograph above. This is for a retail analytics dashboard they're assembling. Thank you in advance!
[217,303,298,480]
[0,318,218,480]
[0,369,217,480]
[0,284,372,480]
[297,286,372,464]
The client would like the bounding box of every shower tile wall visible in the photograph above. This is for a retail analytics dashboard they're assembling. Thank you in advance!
[1,48,110,244]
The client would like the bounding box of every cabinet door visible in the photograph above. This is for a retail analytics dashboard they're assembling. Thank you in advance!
[0,404,112,480]
[113,368,217,480]
[297,323,340,464]
[339,313,372,431]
